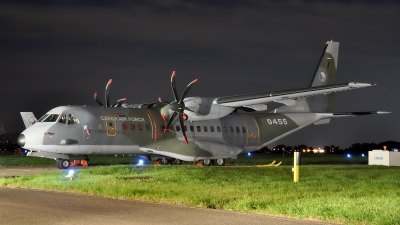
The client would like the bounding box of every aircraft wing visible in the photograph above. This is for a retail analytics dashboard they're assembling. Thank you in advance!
[213,82,375,108]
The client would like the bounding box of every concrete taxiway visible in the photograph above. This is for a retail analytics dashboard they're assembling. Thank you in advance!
[0,167,337,225]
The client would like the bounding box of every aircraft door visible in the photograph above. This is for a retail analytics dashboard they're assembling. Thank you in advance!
[243,117,260,146]
[105,118,117,137]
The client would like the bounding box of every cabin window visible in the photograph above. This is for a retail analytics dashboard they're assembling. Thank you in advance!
[190,126,194,132]
[217,126,221,132]
[210,126,214,132]
[197,126,201,132]
[123,124,127,130]
[146,124,151,131]
[242,127,246,133]
[68,114,80,124]
[236,127,240,133]
[230,127,234,133]
[176,125,181,131]
[223,126,227,132]
[139,124,143,130]
[204,126,208,132]
[131,124,135,130]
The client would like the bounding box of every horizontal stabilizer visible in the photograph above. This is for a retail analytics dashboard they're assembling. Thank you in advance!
[332,111,391,117]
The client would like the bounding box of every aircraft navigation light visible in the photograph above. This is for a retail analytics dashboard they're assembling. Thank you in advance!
[247,152,251,156]
[138,159,144,165]
[362,153,365,157]
[347,154,351,158]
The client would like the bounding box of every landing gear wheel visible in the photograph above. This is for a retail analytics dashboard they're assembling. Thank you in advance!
[213,158,225,166]
[159,158,170,165]
[171,158,182,165]
[202,159,212,166]
[57,159,70,169]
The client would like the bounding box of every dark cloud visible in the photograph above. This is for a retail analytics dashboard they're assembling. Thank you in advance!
[1,0,399,148]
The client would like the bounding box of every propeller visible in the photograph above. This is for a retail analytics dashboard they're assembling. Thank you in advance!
[94,79,127,107]
[160,71,198,144]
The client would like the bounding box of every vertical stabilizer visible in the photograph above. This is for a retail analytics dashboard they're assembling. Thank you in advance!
[20,112,38,128]
[0,122,4,135]
[273,41,339,113]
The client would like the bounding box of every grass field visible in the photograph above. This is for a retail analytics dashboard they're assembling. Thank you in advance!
[1,156,399,225]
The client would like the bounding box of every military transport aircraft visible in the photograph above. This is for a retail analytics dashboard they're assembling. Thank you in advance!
[17,41,389,169]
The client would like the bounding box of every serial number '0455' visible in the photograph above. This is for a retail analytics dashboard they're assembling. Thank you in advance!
[267,119,288,125]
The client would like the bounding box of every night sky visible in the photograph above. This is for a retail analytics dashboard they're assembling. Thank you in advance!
[1,0,399,148]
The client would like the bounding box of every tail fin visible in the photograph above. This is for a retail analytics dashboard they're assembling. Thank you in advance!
[273,41,339,113]
[20,112,37,128]
[0,122,5,135]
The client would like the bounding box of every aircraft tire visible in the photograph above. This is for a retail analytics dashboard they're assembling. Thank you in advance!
[171,158,182,165]
[58,159,70,169]
[202,159,212,166]
[159,158,169,165]
[213,158,225,166]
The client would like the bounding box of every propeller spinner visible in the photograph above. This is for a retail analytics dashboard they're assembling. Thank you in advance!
[160,71,198,144]
[94,79,127,107]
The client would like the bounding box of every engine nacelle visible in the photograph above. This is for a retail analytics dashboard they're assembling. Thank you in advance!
[181,97,235,121]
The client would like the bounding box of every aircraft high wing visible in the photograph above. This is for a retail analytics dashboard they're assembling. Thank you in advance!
[18,41,390,169]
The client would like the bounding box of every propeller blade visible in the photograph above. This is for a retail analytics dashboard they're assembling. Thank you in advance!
[180,79,198,102]
[164,111,178,133]
[94,93,104,106]
[179,111,188,144]
[111,98,127,107]
[171,71,179,101]
[105,79,112,107]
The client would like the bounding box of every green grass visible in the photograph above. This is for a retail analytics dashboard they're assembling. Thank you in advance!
[0,152,367,166]
[1,164,399,225]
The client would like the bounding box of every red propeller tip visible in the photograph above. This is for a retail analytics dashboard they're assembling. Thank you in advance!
[120,98,127,101]
[94,93,98,98]
[171,71,176,81]
[107,79,112,85]
[158,97,162,102]
[191,79,198,84]
[183,136,188,144]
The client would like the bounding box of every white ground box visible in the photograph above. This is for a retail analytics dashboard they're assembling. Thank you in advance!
[368,150,400,166]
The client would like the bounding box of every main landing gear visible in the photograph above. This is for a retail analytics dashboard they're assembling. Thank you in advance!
[157,158,225,166]
[202,158,225,166]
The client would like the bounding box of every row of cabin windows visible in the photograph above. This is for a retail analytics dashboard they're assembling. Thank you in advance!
[121,123,247,134]
[175,125,247,134]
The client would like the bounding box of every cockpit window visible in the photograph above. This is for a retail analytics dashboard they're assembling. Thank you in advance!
[42,114,60,122]
[68,114,80,125]
[38,114,49,122]
[58,114,67,124]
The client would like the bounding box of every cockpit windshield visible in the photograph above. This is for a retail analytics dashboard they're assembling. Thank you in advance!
[38,114,60,123]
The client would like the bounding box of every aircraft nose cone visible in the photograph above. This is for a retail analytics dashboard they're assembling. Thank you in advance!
[18,134,25,147]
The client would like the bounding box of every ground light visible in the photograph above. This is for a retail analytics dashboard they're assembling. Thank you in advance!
[362,153,365,157]
[65,169,76,181]
[347,154,352,158]
[137,159,145,165]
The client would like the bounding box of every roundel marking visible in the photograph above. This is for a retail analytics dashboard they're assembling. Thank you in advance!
[319,72,327,82]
